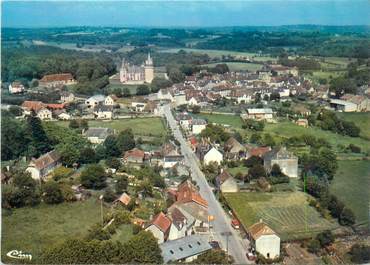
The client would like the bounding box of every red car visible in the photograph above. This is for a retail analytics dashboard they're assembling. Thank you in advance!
[231,219,240,229]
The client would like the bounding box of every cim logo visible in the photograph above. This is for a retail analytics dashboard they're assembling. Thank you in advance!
[6,250,32,261]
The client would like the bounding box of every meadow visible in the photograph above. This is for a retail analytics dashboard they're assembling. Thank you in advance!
[53,117,167,138]
[330,160,370,228]
[201,62,263,72]
[337,112,370,140]
[224,191,339,241]
[2,197,105,263]
[194,113,243,128]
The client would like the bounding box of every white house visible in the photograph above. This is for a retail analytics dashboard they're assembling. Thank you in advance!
[60,91,75,103]
[145,212,172,244]
[131,102,147,112]
[216,169,239,193]
[329,99,358,112]
[187,97,199,106]
[85,95,106,108]
[248,221,280,259]
[104,95,117,106]
[57,112,72,120]
[37,108,52,120]
[176,112,193,130]
[174,94,187,107]
[242,108,274,121]
[203,147,223,165]
[157,89,174,102]
[84,127,113,144]
[192,119,207,135]
[9,81,25,94]
[26,150,61,180]
[94,105,114,119]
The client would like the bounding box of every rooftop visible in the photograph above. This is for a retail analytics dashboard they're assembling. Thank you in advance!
[160,234,212,263]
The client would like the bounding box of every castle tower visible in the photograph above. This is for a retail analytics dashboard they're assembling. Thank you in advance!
[119,58,127,83]
[144,53,154,83]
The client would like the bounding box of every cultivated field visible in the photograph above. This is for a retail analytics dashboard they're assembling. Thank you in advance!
[2,197,105,263]
[53,117,167,137]
[330,160,370,228]
[224,191,339,241]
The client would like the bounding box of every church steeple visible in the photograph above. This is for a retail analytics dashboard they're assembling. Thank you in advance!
[145,52,153,66]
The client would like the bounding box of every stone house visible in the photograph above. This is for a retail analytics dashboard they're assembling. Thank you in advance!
[224,137,246,160]
[145,212,172,244]
[37,108,53,120]
[85,95,106,108]
[263,147,298,178]
[94,105,114,120]
[84,127,114,144]
[216,169,239,193]
[26,150,61,180]
[9,81,25,94]
[123,148,145,164]
[39,73,76,88]
[191,119,207,135]
[60,91,75,103]
[242,108,274,121]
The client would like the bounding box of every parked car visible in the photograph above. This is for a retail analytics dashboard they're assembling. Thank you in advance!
[231,219,240,229]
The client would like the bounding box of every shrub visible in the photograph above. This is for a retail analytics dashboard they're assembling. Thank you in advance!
[53,166,73,181]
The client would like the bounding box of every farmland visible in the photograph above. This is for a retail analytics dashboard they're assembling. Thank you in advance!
[330,160,370,228]
[52,117,167,138]
[1,197,106,263]
[224,191,339,241]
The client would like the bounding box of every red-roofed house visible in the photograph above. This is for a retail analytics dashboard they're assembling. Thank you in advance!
[145,212,172,243]
[39,73,76,88]
[247,146,271,158]
[26,150,61,180]
[115,192,131,206]
[123,148,145,164]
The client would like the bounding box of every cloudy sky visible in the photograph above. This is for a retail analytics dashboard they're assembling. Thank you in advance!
[2,0,370,28]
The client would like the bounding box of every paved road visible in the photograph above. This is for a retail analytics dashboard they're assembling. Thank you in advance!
[162,105,251,264]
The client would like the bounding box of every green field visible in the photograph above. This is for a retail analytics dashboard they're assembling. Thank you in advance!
[224,191,339,241]
[264,122,370,153]
[330,160,370,227]
[201,62,263,71]
[227,166,248,176]
[158,48,276,62]
[194,113,243,128]
[53,117,167,137]
[106,83,139,95]
[337,112,370,140]
[2,198,105,263]
[111,224,134,243]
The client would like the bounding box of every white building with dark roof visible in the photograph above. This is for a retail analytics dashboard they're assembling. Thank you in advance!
[160,235,212,263]
[84,127,114,144]
[26,150,61,180]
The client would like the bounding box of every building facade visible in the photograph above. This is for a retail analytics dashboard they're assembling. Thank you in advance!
[120,53,154,84]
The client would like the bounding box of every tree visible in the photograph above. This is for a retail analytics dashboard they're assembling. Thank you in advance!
[53,166,73,181]
[115,175,128,194]
[69,120,79,129]
[328,195,345,218]
[192,249,232,264]
[122,87,131,97]
[80,147,97,164]
[80,164,107,189]
[26,114,52,157]
[58,143,80,167]
[307,239,321,253]
[248,164,266,180]
[249,133,261,144]
[104,135,120,157]
[316,230,334,247]
[106,157,121,170]
[117,129,135,152]
[317,148,338,180]
[339,208,356,226]
[123,231,163,264]
[191,105,201,114]
[350,244,370,264]
[103,188,116,203]
[244,155,263,168]
[42,181,64,204]
[136,85,150,96]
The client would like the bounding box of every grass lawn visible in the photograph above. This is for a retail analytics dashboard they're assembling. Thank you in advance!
[201,62,263,72]
[330,160,370,228]
[53,117,167,137]
[227,166,248,176]
[264,122,370,153]
[111,224,134,243]
[194,113,243,128]
[106,83,139,95]
[1,198,105,263]
[224,191,339,241]
[337,112,370,140]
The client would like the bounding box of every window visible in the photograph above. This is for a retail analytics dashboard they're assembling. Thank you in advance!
[188,244,193,248]
[170,250,174,254]
[179,247,183,251]
[197,241,201,245]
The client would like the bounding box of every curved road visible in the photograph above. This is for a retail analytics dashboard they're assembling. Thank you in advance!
[162,105,252,264]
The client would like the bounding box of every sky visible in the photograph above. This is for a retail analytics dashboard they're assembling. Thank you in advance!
[2,0,370,28]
